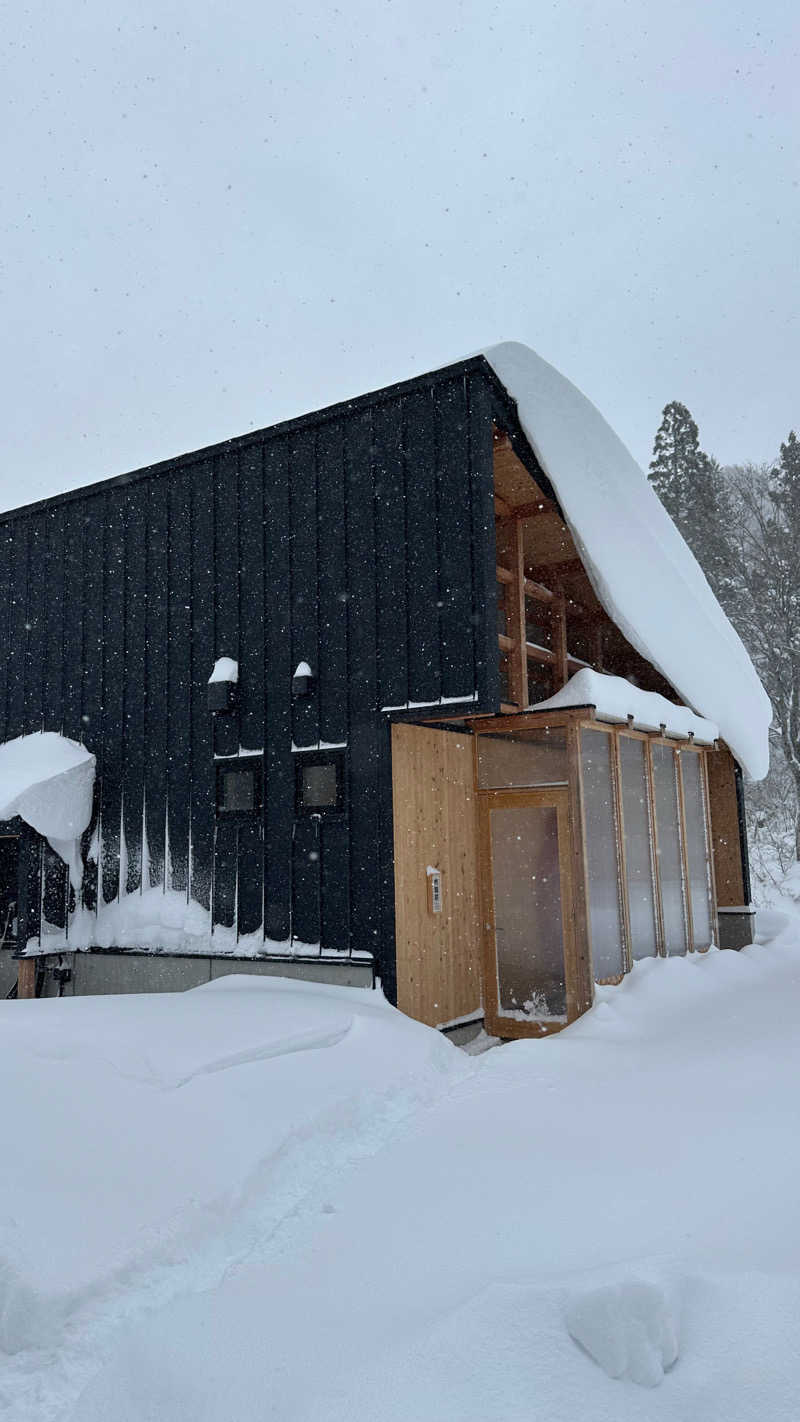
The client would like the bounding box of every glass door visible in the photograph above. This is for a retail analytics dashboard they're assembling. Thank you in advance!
[481,788,575,1034]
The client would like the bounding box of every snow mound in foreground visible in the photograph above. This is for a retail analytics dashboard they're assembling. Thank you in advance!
[566,1279,678,1386]
[0,976,466,1356]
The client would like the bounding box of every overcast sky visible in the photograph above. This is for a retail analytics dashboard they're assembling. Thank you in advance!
[2,0,798,509]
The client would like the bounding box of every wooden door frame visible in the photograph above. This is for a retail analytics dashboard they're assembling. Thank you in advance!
[478,786,579,1039]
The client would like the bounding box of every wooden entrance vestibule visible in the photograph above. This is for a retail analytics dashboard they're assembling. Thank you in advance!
[392,708,722,1040]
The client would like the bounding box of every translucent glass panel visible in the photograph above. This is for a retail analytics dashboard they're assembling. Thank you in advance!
[477,730,567,789]
[681,752,714,949]
[618,735,658,960]
[490,804,567,1020]
[651,743,688,955]
[580,729,625,980]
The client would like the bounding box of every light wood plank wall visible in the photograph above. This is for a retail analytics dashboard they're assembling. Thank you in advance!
[391,723,482,1027]
[706,742,746,906]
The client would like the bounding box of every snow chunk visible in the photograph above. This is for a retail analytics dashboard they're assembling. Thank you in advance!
[531,668,718,743]
[566,1279,678,1387]
[293,660,313,679]
[208,657,238,684]
[0,732,95,879]
[482,343,771,780]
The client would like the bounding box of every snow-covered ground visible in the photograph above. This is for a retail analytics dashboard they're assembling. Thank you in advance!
[3,920,800,1420]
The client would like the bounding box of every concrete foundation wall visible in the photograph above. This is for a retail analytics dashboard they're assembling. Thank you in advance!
[717,910,756,952]
[23,952,374,999]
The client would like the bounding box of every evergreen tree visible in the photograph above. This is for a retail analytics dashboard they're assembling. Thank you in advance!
[727,436,800,858]
[648,401,734,605]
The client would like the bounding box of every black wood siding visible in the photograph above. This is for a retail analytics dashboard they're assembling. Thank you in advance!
[0,360,499,992]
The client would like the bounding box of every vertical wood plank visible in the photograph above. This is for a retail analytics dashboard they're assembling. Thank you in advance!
[7,519,30,740]
[189,461,215,909]
[144,479,169,889]
[237,444,266,940]
[263,436,293,945]
[61,503,85,740]
[167,470,193,894]
[0,525,12,737]
[404,387,440,703]
[346,408,381,964]
[467,372,499,711]
[316,420,349,741]
[24,514,46,733]
[122,485,147,895]
[101,491,126,903]
[289,428,320,750]
[373,399,408,709]
[436,376,474,700]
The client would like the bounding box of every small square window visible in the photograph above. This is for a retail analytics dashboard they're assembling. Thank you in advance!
[216,760,262,816]
[295,751,345,814]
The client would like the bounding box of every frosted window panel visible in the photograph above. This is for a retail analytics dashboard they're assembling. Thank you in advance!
[652,743,688,955]
[580,729,625,980]
[681,752,714,949]
[619,736,658,960]
[477,730,567,789]
[490,804,567,1020]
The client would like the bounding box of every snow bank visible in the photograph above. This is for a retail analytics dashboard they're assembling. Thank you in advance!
[0,976,465,1365]
[0,732,95,881]
[65,935,800,1422]
[531,667,718,743]
[483,343,771,780]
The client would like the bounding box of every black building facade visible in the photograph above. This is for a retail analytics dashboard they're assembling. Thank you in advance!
[0,357,533,1003]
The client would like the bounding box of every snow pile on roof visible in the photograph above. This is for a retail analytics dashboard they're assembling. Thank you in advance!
[531,668,718,744]
[0,732,95,878]
[483,343,771,780]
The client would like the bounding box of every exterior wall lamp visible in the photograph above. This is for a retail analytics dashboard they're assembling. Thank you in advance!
[208,656,239,713]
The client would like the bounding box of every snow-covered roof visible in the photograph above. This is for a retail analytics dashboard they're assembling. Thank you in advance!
[483,343,771,781]
[530,669,718,745]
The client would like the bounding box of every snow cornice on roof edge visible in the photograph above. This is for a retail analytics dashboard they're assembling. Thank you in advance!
[482,342,771,781]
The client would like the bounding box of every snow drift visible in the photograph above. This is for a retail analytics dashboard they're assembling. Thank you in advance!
[483,342,771,780]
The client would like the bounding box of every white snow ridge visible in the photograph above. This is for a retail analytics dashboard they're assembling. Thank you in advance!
[566,1278,679,1387]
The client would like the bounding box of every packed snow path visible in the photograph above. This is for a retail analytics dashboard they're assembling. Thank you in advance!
[3,919,800,1419]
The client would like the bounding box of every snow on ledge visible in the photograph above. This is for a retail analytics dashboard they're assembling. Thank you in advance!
[482,342,771,780]
[530,669,718,744]
[0,732,95,882]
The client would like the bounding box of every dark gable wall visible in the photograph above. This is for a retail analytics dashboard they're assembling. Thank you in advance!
[0,363,497,996]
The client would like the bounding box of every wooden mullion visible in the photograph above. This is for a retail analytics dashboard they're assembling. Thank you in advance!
[645,740,666,956]
[700,750,719,937]
[497,633,515,653]
[611,729,633,973]
[675,750,695,952]
[565,720,594,1017]
[496,565,513,585]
